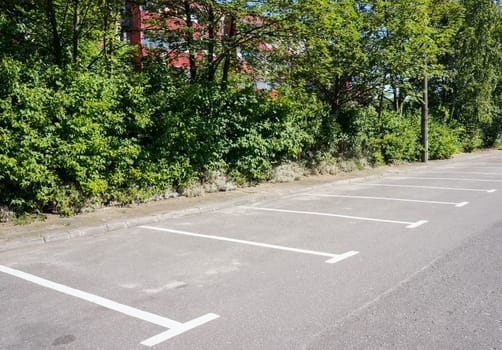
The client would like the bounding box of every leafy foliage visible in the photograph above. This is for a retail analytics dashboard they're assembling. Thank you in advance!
[0,57,327,213]
[0,0,500,215]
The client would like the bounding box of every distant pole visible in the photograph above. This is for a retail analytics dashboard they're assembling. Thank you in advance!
[421,75,428,163]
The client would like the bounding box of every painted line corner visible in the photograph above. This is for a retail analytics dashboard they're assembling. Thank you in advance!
[406,220,428,229]
[325,251,359,264]
[141,313,220,347]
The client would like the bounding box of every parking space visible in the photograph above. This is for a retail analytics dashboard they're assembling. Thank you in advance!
[297,193,469,207]
[1,151,502,349]
[323,181,483,202]
[139,225,359,264]
[0,265,204,348]
[435,164,502,172]
[416,170,502,178]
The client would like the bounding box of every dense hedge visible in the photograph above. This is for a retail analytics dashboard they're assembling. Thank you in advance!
[0,58,462,215]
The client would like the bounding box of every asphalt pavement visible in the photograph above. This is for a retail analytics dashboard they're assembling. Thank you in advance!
[1,150,501,349]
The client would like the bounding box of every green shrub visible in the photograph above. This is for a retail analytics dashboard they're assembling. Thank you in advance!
[428,120,461,159]
[334,106,460,164]
[0,56,466,216]
[336,107,421,164]
[0,58,156,214]
[142,79,328,183]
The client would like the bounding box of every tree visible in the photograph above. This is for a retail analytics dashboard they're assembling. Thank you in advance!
[444,0,502,148]
[278,0,366,112]
[0,0,124,70]
[360,0,457,116]
[138,0,294,87]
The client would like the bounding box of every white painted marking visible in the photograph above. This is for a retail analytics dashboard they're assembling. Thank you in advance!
[361,183,496,193]
[0,265,181,328]
[406,220,428,229]
[0,265,218,347]
[441,166,502,171]
[305,194,468,208]
[394,176,502,183]
[240,206,427,229]
[325,251,360,264]
[140,225,359,264]
[141,313,220,347]
[427,171,502,176]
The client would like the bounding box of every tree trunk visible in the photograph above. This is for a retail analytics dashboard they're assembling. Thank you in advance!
[72,0,80,64]
[421,75,429,162]
[103,0,113,75]
[378,91,384,118]
[45,0,63,68]
[221,15,235,90]
[183,0,197,82]
[393,86,399,112]
[206,5,216,82]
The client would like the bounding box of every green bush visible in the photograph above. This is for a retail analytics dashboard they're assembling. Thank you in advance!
[0,58,60,212]
[337,107,421,164]
[0,56,465,216]
[334,106,460,164]
[141,77,327,183]
[0,58,157,214]
[428,120,461,159]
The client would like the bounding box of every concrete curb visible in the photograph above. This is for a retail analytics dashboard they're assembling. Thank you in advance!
[0,197,252,253]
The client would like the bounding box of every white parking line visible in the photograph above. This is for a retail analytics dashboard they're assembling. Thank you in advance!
[361,183,496,193]
[441,166,502,171]
[393,176,502,183]
[0,265,219,347]
[426,171,502,176]
[240,206,428,229]
[305,194,469,207]
[141,314,219,347]
[140,226,359,264]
